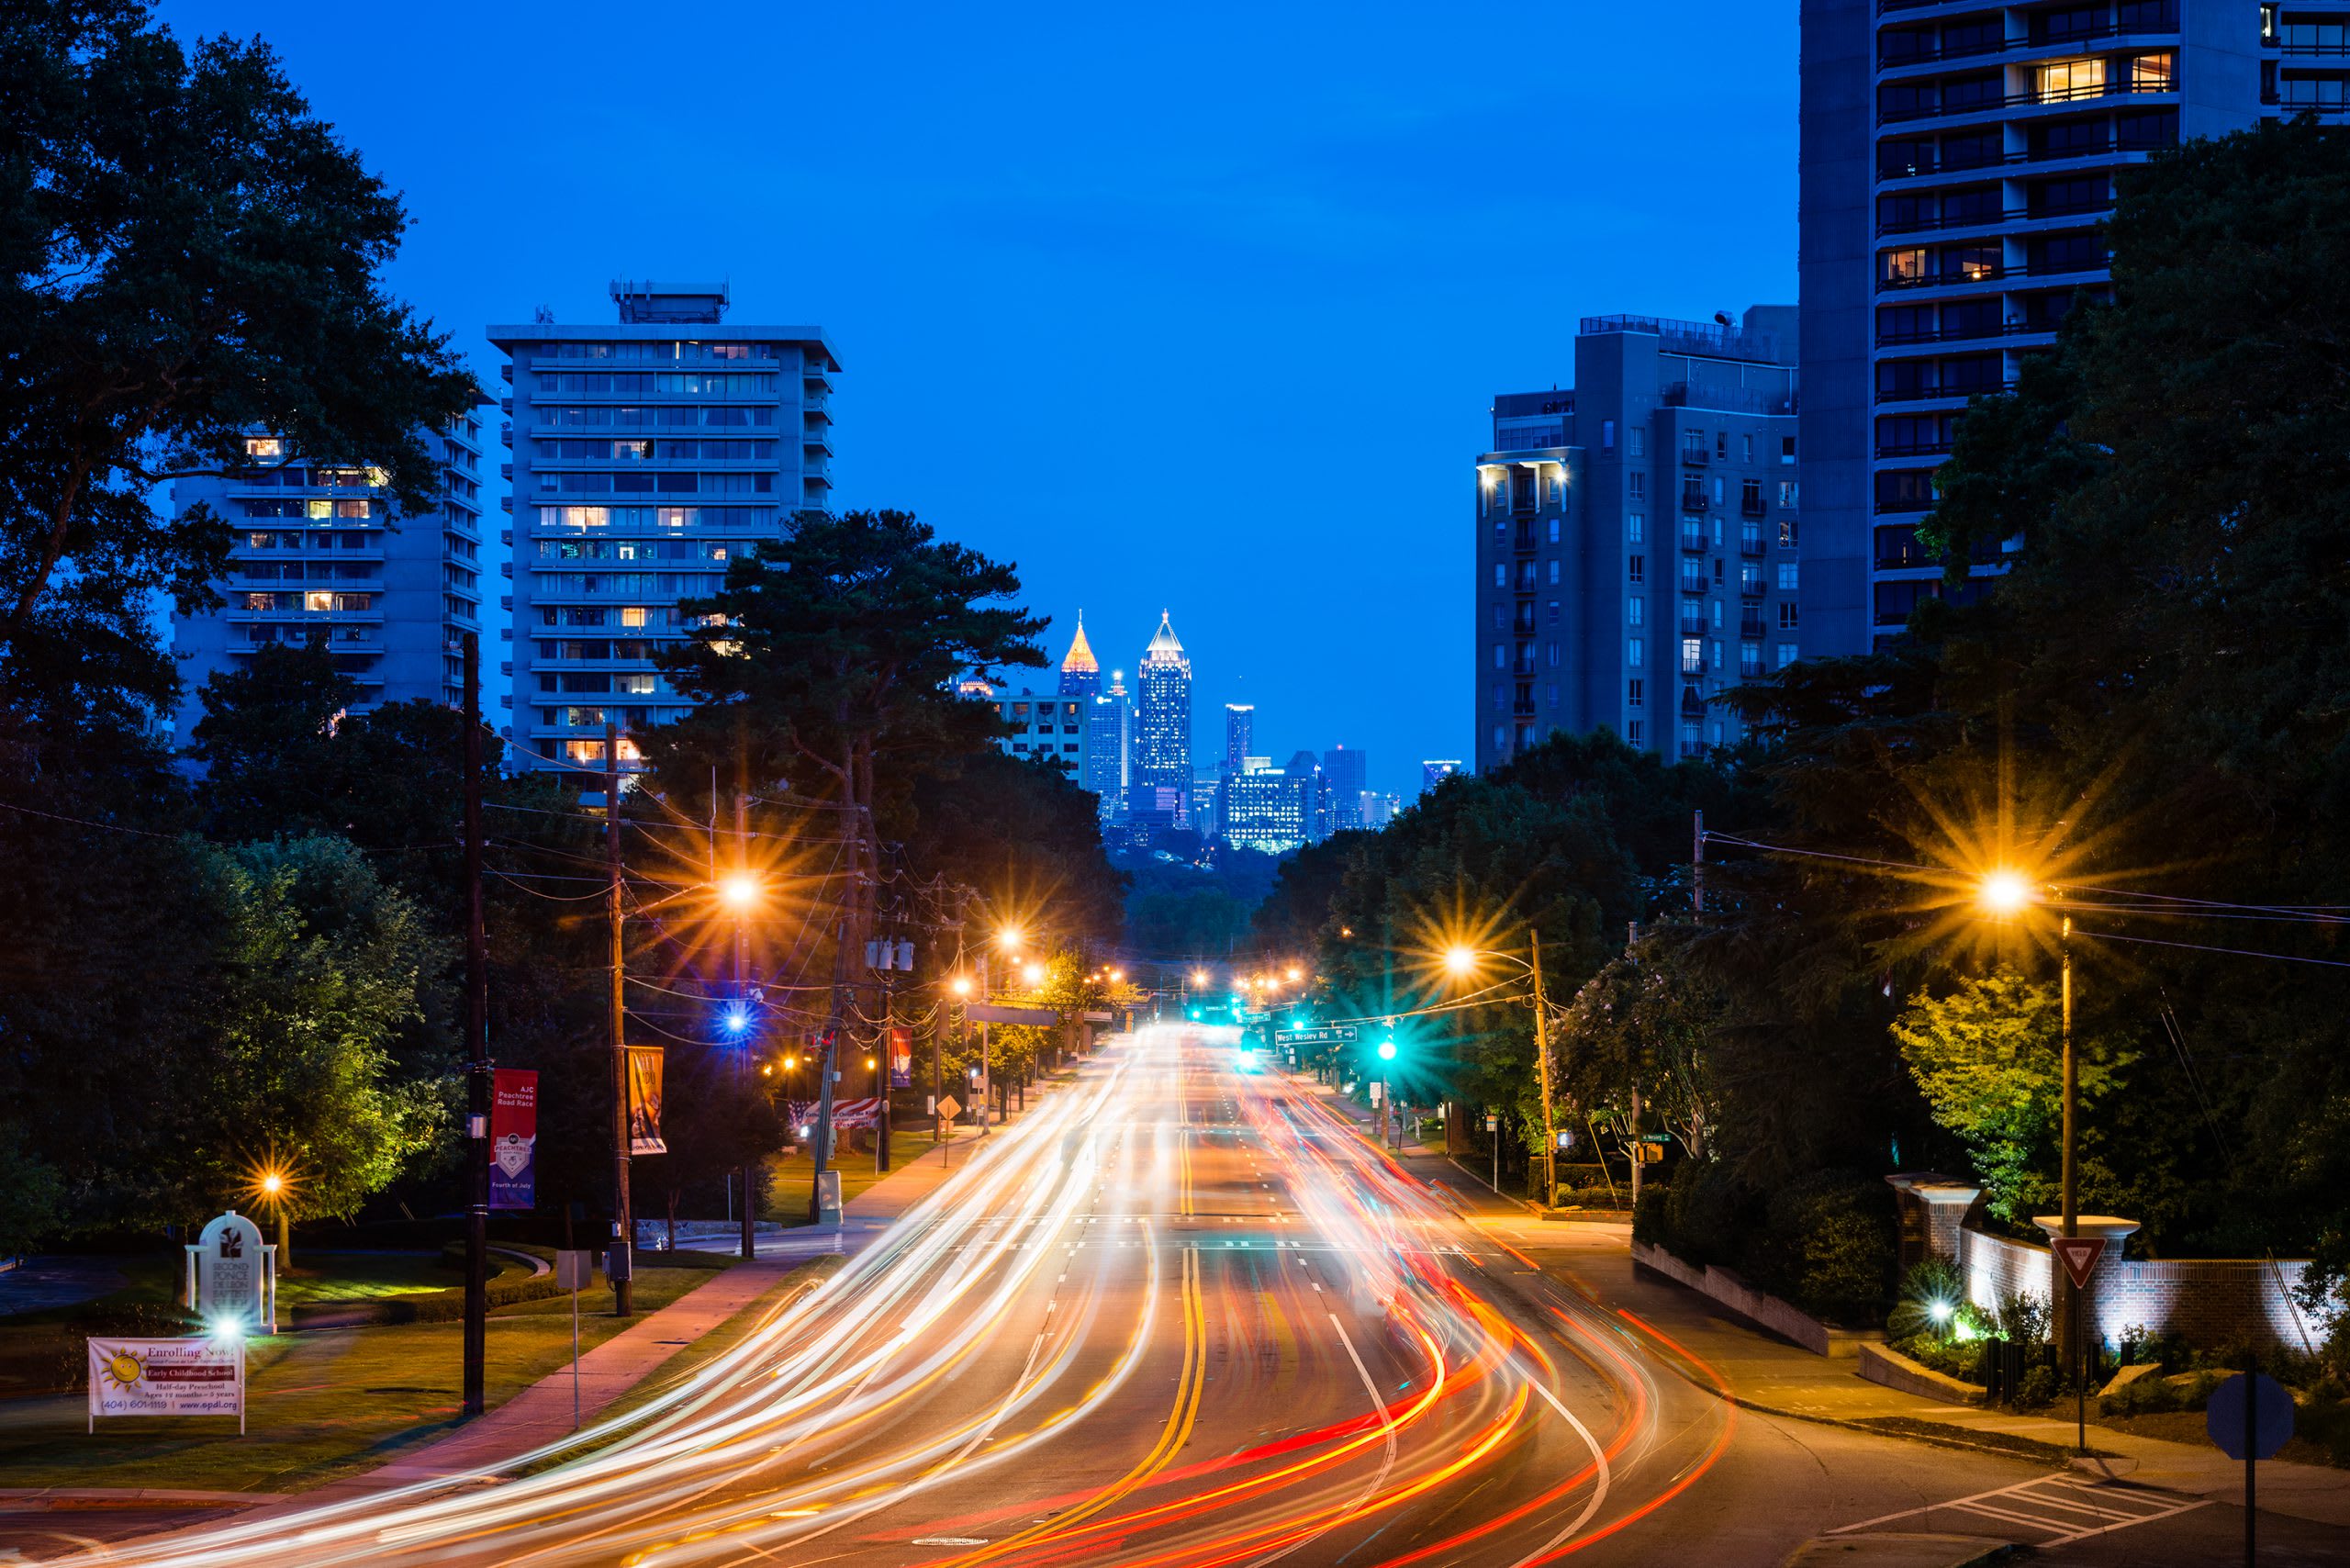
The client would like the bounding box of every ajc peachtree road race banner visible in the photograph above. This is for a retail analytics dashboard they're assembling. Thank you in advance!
[489,1069,538,1210]
[627,1047,666,1155]
[890,1027,912,1090]
[88,1337,243,1427]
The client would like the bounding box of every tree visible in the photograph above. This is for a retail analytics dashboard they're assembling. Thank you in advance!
[653,510,1048,969]
[192,836,452,1223]
[0,0,474,700]
[1891,971,2133,1228]
[1558,933,1726,1164]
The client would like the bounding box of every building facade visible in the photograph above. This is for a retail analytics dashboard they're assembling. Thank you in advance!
[1131,611,1192,823]
[1322,745,1368,831]
[1216,766,1313,854]
[1083,668,1131,821]
[988,694,1089,775]
[1421,759,1461,793]
[1474,309,1800,772]
[1057,614,1101,700]
[171,396,495,741]
[1223,704,1254,774]
[1798,0,2303,652]
[489,281,837,771]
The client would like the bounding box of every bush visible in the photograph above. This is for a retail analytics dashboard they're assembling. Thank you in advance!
[1656,1159,1749,1268]
[2016,1363,2058,1409]
[1755,1170,1897,1326]
[1996,1289,2050,1347]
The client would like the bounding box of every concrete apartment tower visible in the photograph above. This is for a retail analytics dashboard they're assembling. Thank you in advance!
[171,393,496,742]
[1797,0,2302,654]
[489,281,838,771]
[1474,309,1799,771]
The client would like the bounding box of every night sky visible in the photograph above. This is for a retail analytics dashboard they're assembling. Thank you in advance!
[161,0,1800,799]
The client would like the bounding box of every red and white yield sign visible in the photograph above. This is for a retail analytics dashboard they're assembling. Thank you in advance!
[2052,1236,2105,1292]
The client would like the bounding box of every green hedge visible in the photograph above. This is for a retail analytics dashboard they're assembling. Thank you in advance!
[1635,1160,1897,1327]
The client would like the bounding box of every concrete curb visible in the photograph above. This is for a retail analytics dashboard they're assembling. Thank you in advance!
[0,1487,279,1507]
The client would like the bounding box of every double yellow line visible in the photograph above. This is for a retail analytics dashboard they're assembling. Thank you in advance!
[961,1243,1205,1562]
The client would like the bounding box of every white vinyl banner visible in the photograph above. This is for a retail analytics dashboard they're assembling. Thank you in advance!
[87,1337,246,1431]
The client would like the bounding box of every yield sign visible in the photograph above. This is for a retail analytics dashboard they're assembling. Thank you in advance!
[2052,1237,2105,1292]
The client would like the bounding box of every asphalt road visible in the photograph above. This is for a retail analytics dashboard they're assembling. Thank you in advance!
[23,1027,2341,1567]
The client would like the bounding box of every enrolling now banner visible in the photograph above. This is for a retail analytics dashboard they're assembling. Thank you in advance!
[488,1069,539,1211]
[627,1046,666,1155]
[88,1337,245,1432]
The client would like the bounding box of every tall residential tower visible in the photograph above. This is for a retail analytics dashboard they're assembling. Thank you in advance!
[1474,309,1799,770]
[490,281,837,771]
[171,394,495,740]
[1796,0,2307,652]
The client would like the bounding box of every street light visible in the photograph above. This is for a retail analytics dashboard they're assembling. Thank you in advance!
[1977,867,2084,1442]
[1443,939,1560,1206]
[717,871,760,913]
[950,975,973,998]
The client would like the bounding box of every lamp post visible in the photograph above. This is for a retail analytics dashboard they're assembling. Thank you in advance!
[1979,870,2084,1430]
[1446,939,1558,1206]
[720,847,759,1263]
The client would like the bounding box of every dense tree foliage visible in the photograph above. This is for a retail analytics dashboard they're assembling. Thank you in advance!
[0,0,473,711]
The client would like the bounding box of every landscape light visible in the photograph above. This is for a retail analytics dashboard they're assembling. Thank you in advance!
[209,1316,244,1341]
[1930,1300,1954,1326]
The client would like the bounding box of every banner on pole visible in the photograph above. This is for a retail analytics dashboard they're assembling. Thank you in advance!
[489,1069,539,1210]
[88,1337,244,1425]
[627,1047,666,1155]
[890,1026,912,1090]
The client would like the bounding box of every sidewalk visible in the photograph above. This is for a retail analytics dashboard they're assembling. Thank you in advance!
[1472,1178,2350,1529]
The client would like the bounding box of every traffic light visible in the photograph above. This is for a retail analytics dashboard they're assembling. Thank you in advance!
[1376,1036,1396,1061]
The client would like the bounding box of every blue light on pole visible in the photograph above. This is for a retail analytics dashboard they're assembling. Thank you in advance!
[722,1006,751,1036]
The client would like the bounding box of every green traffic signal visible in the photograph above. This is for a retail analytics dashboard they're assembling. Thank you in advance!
[1376,1038,1396,1061]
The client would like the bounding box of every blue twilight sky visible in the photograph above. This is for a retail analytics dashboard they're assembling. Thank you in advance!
[162,0,1799,800]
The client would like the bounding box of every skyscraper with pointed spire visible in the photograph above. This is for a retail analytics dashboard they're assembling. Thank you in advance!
[1132,610,1192,825]
[1057,611,1102,700]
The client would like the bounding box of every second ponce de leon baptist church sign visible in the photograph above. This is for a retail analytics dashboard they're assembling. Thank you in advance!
[186,1210,274,1330]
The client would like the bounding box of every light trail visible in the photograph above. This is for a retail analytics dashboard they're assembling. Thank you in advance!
[49,1026,1742,1568]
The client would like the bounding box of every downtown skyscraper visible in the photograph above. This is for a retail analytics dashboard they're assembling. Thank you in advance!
[1131,611,1192,825]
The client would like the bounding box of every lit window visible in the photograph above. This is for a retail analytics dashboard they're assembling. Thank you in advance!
[620,607,648,628]
[245,437,283,458]
[2035,59,2108,102]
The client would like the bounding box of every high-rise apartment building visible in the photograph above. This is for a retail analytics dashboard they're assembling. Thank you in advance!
[986,693,1089,774]
[1797,1,2305,652]
[490,281,837,771]
[1475,310,1800,771]
[1223,704,1255,774]
[1131,611,1192,824]
[171,396,496,740]
[1322,745,1368,831]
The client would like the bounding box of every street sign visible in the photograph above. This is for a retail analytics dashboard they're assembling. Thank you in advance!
[937,1095,963,1122]
[1484,1114,1499,1132]
[2052,1236,2105,1292]
[1275,1025,1359,1047]
[554,1249,596,1290]
[2208,1372,2294,1462]
[1630,1134,1673,1146]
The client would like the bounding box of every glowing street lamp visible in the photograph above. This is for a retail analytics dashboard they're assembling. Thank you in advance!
[1977,869,2034,916]
[717,871,761,913]
[1441,938,1559,1204]
[950,975,973,998]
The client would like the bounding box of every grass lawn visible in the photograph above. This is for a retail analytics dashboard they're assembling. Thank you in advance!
[0,1255,733,1495]
[2099,1406,2349,1469]
[764,1126,944,1224]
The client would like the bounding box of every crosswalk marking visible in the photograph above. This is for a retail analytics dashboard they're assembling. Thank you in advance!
[1829,1473,2210,1549]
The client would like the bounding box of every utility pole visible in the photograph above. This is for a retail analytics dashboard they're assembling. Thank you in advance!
[1693,809,1706,915]
[734,790,755,1264]
[877,955,894,1174]
[1531,929,1556,1210]
[2061,912,2079,1420]
[808,917,843,1225]
[605,723,633,1316]
[461,634,488,1417]
[1628,1081,1645,1208]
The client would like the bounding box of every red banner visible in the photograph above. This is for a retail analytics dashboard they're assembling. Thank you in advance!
[890,1026,912,1090]
[488,1069,538,1210]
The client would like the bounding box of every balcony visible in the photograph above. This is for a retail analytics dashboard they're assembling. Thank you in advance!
[1877,13,2182,68]
[1740,496,1768,518]
[1740,578,1765,599]
[1680,687,1707,716]
[1679,615,1708,637]
[1877,199,2112,236]
[1740,613,1767,638]
[1679,528,1708,554]
[1877,321,2052,347]
[1878,79,2176,125]
[1680,489,1710,512]
[1512,699,1538,717]
[1510,660,1538,678]
[1878,265,2007,294]
[1876,380,2014,403]
[1514,524,1539,553]
[1741,534,1768,558]
[1681,446,1709,465]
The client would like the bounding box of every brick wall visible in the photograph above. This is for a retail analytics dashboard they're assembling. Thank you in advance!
[1958,1227,2325,1350]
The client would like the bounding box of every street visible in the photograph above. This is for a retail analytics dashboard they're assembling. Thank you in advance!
[24,1027,2336,1568]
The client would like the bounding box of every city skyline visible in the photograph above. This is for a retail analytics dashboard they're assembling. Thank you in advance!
[149,0,1802,800]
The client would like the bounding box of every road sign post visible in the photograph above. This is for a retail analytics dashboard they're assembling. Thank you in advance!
[2209,1371,2293,1568]
[2051,1236,2104,1454]
[555,1249,595,1429]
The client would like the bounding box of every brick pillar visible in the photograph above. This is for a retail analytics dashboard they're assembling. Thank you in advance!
[1886,1175,1982,1268]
